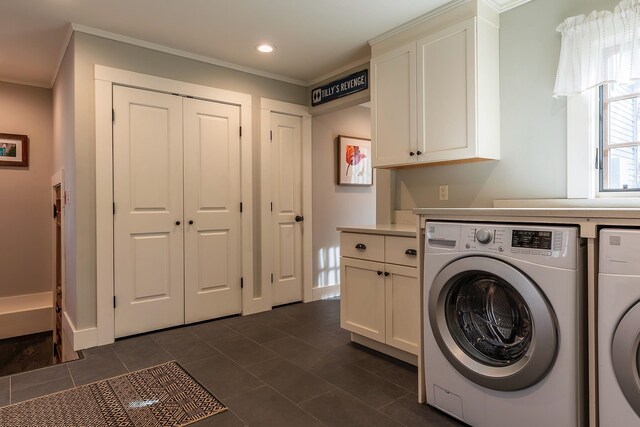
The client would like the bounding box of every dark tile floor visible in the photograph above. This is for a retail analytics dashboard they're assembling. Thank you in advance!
[0,298,463,426]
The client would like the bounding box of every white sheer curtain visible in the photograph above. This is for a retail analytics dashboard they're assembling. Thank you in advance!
[554,0,640,96]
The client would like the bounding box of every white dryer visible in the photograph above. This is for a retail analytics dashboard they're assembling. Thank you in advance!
[423,222,585,427]
[598,228,640,426]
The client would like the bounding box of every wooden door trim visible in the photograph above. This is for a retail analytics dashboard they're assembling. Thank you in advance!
[95,65,252,346]
[258,99,312,315]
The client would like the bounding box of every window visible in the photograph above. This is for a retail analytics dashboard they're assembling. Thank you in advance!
[600,82,640,193]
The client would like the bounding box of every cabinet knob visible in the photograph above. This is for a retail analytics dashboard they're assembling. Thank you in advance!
[175,220,181,226]
[377,271,383,276]
[409,151,415,157]
[295,215,304,222]
[188,220,194,225]
[384,272,390,277]
[416,151,422,156]
[355,243,366,250]
[405,249,418,256]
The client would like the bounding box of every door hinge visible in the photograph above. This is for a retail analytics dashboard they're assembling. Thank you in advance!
[113,202,116,215]
[270,130,273,142]
[270,273,274,283]
[113,296,116,308]
[241,277,244,289]
[239,126,242,137]
[112,109,115,123]
[240,202,243,213]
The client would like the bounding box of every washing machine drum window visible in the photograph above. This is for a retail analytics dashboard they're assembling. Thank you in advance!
[429,256,558,391]
[447,274,532,366]
[611,302,640,417]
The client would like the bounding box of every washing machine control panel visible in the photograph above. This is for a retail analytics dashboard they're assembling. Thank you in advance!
[461,225,565,257]
[425,222,578,268]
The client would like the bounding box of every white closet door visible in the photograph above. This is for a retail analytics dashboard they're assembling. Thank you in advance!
[270,112,303,306]
[183,98,242,323]
[113,86,184,338]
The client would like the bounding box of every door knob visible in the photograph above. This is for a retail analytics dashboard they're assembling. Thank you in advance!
[175,220,181,226]
[188,220,194,225]
[295,215,304,222]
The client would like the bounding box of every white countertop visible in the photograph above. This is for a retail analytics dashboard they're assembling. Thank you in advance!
[337,224,417,237]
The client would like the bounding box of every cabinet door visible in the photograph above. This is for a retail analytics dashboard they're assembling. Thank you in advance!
[385,264,419,355]
[417,18,476,163]
[371,42,417,167]
[340,257,386,343]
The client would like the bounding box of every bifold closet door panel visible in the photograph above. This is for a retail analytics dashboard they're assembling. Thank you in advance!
[183,98,242,323]
[113,86,185,338]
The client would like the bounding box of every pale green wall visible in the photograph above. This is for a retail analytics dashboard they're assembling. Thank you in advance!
[312,106,375,288]
[52,36,76,324]
[393,0,618,209]
[68,32,307,329]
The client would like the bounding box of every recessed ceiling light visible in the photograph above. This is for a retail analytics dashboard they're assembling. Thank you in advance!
[257,44,275,53]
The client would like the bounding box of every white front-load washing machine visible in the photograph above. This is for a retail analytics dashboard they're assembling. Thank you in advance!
[598,228,640,426]
[423,222,585,427]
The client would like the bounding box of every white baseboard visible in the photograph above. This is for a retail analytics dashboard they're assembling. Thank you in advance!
[0,292,53,339]
[312,284,340,301]
[62,311,98,351]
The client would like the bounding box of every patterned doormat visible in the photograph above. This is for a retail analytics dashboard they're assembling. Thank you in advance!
[0,361,226,426]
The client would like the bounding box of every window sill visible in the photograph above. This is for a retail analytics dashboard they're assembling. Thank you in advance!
[493,198,640,208]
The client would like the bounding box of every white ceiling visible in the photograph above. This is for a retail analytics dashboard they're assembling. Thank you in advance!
[0,0,463,88]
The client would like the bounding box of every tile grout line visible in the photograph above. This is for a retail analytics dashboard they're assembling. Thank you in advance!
[66,364,76,388]
[111,346,132,372]
[295,387,336,406]
[251,383,331,427]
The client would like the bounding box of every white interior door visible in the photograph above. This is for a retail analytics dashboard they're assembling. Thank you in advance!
[113,86,184,338]
[183,98,242,323]
[270,112,303,306]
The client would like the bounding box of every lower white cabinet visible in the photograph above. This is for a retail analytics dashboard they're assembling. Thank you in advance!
[340,232,420,356]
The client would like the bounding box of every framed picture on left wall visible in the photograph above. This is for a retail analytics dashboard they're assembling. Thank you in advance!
[0,133,29,167]
[337,135,372,186]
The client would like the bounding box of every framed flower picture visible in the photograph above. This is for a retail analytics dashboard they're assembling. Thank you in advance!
[337,135,373,186]
[0,133,29,167]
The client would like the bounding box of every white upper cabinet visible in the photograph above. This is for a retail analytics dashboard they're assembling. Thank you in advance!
[371,43,416,167]
[371,2,500,168]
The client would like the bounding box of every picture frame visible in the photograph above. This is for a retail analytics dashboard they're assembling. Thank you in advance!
[0,133,29,167]
[337,135,372,186]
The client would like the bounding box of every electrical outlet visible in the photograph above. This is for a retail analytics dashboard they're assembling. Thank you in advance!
[439,185,449,201]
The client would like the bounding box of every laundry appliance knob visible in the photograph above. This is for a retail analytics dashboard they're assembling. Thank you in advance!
[475,228,493,244]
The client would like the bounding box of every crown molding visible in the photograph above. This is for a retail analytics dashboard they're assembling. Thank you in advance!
[307,57,370,87]
[369,0,470,45]
[70,23,308,87]
[483,0,533,13]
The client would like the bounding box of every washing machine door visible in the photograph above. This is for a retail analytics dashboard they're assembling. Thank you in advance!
[429,256,558,391]
[612,302,640,417]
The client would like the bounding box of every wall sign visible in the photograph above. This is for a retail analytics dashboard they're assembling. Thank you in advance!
[311,69,368,107]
